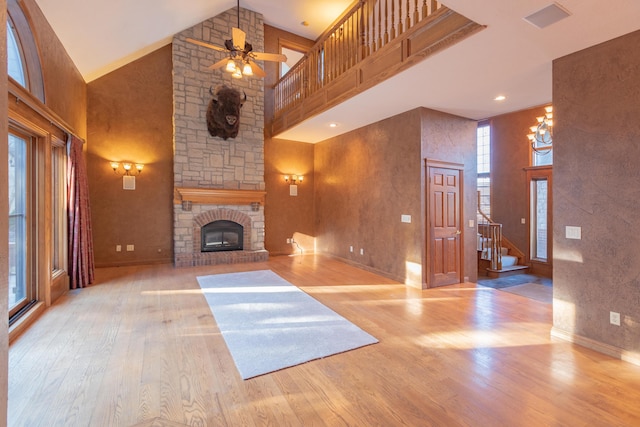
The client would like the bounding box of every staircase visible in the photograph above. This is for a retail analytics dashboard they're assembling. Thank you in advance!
[477,193,528,278]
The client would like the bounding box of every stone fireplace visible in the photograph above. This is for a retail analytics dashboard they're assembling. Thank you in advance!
[171,7,268,267]
[173,188,268,267]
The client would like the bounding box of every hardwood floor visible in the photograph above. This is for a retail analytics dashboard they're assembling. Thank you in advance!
[8,255,640,426]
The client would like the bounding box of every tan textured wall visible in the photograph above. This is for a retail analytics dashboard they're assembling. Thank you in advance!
[87,46,174,267]
[0,0,9,420]
[420,108,478,284]
[21,0,86,137]
[264,139,315,255]
[315,110,423,284]
[553,29,640,355]
[490,106,543,257]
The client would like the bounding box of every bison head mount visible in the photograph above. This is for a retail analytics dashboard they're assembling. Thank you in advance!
[206,84,246,140]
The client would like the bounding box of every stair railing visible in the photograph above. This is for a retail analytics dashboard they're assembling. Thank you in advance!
[273,0,442,117]
[477,191,502,270]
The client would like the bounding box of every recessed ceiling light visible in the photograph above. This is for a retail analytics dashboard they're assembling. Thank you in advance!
[328,123,338,128]
[494,95,506,101]
[300,21,309,27]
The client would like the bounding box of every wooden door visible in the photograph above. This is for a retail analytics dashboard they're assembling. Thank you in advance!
[429,166,462,287]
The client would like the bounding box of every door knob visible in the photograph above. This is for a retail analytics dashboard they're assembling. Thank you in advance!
[455,230,461,235]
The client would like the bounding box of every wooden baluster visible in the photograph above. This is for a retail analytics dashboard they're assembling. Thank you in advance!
[377,0,382,51]
[413,0,419,24]
[405,0,411,30]
[398,0,403,35]
[384,0,389,45]
[431,0,438,14]
[359,2,368,60]
[347,16,351,69]
[390,0,396,40]
[338,25,342,76]
[330,31,334,81]
[367,0,373,55]
[352,13,357,66]
[422,0,428,18]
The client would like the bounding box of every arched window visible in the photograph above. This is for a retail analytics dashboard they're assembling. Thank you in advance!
[7,17,26,87]
[7,0,45,101]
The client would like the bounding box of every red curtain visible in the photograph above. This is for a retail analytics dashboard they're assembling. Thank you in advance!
[67,134,95,289]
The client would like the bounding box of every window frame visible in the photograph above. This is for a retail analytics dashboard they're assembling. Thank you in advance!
[7,0,45,101]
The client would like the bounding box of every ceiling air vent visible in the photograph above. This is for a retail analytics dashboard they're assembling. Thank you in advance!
[523,3,571,29]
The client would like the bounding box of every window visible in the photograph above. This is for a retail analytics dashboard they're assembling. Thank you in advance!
[477,123,491,223]
[533,147,553,166]
[7,17,26,87]
[526,167,552,266]
[7,0,45,101]
[8,130,36,321]
[531,178,548,260]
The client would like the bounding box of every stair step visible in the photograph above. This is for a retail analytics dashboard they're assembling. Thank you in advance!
[502,255,518,267]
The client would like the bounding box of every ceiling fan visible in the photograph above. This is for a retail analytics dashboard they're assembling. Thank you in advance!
[186,0,287,79]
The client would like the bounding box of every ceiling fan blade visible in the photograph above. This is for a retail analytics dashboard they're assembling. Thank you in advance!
[185,37,227,52]
[248,60,266,78]
[253,52,288,62]
[208,58,229,70]
[232,27,246,51]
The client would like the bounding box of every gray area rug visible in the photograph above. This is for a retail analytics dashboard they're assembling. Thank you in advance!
[197,269,378,379]
[478,274,553,304]
[499,282,552,304]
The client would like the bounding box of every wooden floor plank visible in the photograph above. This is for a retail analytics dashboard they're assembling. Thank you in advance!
[8,255,640,426]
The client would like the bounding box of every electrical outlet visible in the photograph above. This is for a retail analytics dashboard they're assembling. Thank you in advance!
[610,311,621,326]
[360,248,364,255]
[116,245,121,252]
[286,238,291,244]
[349,246,353,253]
[126,244,134,252]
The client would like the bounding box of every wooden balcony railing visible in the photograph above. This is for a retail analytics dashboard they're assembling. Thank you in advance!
[272,0,484,135]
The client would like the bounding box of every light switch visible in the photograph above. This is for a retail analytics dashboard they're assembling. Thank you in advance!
[401,214,411,223]
[565,226,582,240]
[468,219,474,228]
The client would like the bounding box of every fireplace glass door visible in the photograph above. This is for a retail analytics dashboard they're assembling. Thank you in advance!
[201,220,243,252]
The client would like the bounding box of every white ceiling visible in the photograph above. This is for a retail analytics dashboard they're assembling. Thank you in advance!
[35,0,640,143]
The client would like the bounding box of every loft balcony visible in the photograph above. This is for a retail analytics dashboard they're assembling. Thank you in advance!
[270,0,485,137]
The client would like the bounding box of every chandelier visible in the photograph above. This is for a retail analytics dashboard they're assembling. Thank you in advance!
[527,106,553,154]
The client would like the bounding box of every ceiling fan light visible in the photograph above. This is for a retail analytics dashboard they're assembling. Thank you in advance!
[232,67,242,78]
[225,59,236,72]
[242,62,253,76]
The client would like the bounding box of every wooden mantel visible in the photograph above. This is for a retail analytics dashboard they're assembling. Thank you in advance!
[174,187,266,205]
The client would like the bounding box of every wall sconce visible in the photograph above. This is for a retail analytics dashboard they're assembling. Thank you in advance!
[284,174,303,196]
[527,105,553,154]
[110,161,144,190]
[110,161,144,176]
[284,175,303,184]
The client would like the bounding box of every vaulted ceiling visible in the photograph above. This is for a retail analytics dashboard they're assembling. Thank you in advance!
[35,0,640,142]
